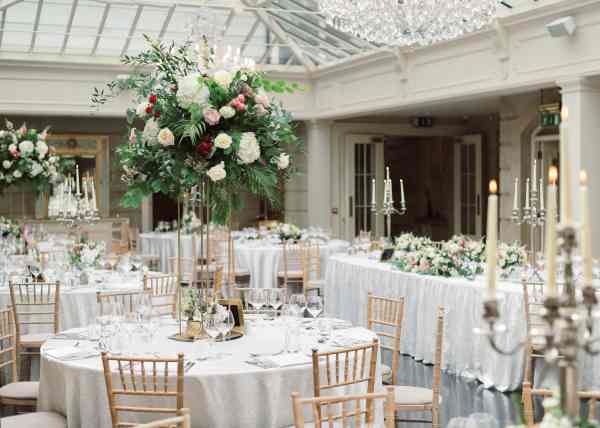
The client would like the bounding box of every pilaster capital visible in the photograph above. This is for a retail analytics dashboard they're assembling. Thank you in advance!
[556,76,600,94]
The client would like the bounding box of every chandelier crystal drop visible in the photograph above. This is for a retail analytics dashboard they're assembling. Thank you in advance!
[317,0,498,47]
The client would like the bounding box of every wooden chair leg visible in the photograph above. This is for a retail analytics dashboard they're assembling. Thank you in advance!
[522,381,535,426]
[432,408,440,428]
[589,398,597,422]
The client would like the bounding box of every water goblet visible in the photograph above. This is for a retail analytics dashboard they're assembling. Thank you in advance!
[203,314,222,359]
[247,289,265,315]
[306,295,323,319]
[289,294,307,318]
[267,288,284,317]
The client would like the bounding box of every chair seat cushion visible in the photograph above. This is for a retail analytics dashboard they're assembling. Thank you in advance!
[20,333,52,347]
[1,411,67,428]
[393,385,434,405]
[277,270,304,278]
[381,363,392,384]
[0,381,39,400]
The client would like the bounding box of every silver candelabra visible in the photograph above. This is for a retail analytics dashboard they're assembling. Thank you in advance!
[371,171,407,241]
[480,224,600,421]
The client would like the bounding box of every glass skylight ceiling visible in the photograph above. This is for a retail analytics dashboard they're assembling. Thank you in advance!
[0,0,530,72]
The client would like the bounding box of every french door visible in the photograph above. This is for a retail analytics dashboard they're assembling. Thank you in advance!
[453,134,483,237]
[344,134,385,239]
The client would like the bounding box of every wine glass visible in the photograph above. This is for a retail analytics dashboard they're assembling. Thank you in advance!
[203,314,222,359]
[267,289,284,317]
[247,289,265,314]
[218,308,235,340]
[289,294,306,318]
[306,295,323,319]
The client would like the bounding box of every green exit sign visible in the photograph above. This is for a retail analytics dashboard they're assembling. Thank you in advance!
[539,103,561,128]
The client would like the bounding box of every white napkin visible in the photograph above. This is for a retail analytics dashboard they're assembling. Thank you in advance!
[45,346,99,361]
[53,328,88,340]
[263,353,311,368]
[330,328,375,348]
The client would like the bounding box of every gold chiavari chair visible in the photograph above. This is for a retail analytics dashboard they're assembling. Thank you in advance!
[133,408,191,428]
[128,226,140,252]
[8,280,60,380]
[96,290,149,315]
[392,306,444,428]
[367,293,405,385]
[143,274,178,318]
[211,230,251,290]
[168,234,222,294]
[0,411,67,427]
[291,388,396,428]
[0,308,38,413]
[312,340,379,421]
[101,352,185,428]
[278,241,305,289]
[301,243,324,297]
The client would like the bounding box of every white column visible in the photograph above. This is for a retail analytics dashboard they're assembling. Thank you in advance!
[141,196,153,232]
[557,76,600,256]
[306,120,332,228]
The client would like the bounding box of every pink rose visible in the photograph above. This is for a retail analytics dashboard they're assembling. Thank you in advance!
[203,108,221,126]
[17,125,27,136]
[8,144,19,158]
[129,129,137,144]
[236,94,245,103]
[255,93,269,106]
[255,104,267,117]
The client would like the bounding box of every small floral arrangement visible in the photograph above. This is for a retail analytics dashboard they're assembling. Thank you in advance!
[182,210,202,234]
[392,245,461,278]
[92,35,303,223]
[155,221,172,232]
[277,223,302,241]
[534,394,598,428]
[69,239,105,268]
[394,233,432,252]
[0,120,71,194]
[498,241,527,271]
[0,217,21,239]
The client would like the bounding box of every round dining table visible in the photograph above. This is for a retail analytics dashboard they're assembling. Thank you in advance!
[139,232,350,288]
[37,318,381,428]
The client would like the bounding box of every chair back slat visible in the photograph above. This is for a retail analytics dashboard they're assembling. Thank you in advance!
[9,281,61,338]
[0,308,18,383]
[281,242,305,287]
[96,290,148,315]
[367,293,404,383]
[102,352,185,428]
[143,274,178,318]
[292,387,395,428]
[131,408,191,428]
[301,243,321,284]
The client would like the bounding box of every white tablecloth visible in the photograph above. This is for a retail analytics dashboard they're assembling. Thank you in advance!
[324,254,527,392]
[38,321,381,428]
[140,233,349,288]
[0,271,145,330]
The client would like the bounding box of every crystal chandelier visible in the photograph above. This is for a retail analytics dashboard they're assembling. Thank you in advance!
[317,0,498,47]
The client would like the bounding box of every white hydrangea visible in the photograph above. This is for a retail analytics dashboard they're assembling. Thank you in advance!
[136,102,149,117]
[157,128,175,147]
[214,133,232,150]
[237,132,260,164]
[176,74,210,108]
[207,161,226,182]
[219,106,236,119]
[142,118,160,144]
[276,153,290,170]
[213,70,233,89]
[18,140,34,155]
[13,170,22,178]
[2,160,12,169]
[30,161,43,177]
[36,140,48,159]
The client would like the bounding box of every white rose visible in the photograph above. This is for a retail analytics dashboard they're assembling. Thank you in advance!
[213,70,233,89]
[142,118,160,144]
[207,161,226,182]
[18,140,34,155]
[2,160,12,169]
[276,153,290,170]
[176,74,210,108]
[13,170,22,178]
[136,102,149,117]
[219,106,236,119]
[36,140,48,159]
[0,131,5,138]
[30,161,43,177]
[237,132,260,164]
[157,128,175,147]
[214,133,232,150]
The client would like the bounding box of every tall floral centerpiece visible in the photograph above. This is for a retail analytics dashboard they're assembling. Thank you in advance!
[0,120,69,194]
[91,35,302,221]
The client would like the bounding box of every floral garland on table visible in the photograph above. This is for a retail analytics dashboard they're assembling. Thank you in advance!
[277,223,302,241]
[91,35,303,223]
[69,239,105,269]
[390,233,527,279]
[0,121,70,194]
[0,216,21,239]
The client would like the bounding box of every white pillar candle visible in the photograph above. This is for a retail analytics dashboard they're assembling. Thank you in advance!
[90,177,98,211]
[389,178,394,203]
[546,167,558,297]
[525,178,530,209]
[400,179,405,204]
[75,165,80,195]
[580,170,593,286]
[532,159,537,184]
[539,178,544,211]
[486,180,498,299]
[559,106,572,223]
[386,166,390,181]
[513,178,519,211]
[371,178,376,206]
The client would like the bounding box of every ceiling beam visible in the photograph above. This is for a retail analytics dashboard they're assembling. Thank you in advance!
[157,4,175,40]
[259,34,282,64]
[121,4,143,56]
[29,0,43,52]
[219,8,235,41]
[0,0,22,11]
[91,3,110,55]
[60,0,79,54]
[250,7,316,73]
[239,18,261,56]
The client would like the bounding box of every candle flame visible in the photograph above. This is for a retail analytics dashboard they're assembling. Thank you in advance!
[489,180,497,194]
[580,170,588,185]
[561,105,569,121]
[549,166,558,184]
